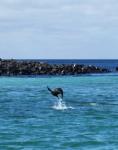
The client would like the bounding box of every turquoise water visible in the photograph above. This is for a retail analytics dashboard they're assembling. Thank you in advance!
[0,75,118,150]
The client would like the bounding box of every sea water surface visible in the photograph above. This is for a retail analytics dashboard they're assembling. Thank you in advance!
[0,74,118,150]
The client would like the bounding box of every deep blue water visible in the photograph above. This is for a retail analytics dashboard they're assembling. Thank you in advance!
[0,74,118,149]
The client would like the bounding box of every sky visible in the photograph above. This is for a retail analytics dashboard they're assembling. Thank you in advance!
[0,0,118,59]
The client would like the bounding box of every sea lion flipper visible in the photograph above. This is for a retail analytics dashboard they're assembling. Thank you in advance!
[47,86,52,92]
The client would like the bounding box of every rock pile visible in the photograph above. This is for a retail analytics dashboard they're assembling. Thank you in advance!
[0,59,109,76]
[116,67,118,71]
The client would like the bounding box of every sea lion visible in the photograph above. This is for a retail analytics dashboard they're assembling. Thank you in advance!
[47,86,63,99]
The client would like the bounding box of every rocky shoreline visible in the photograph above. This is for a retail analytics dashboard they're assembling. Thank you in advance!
[0,59,110,76]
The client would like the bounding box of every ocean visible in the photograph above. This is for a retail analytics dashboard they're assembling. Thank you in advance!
[0,60,118,149]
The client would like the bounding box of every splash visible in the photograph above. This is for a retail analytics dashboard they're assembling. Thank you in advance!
[52,98,73,110]
[90,102,97,106]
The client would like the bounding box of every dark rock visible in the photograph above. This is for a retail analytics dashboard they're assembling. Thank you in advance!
[0,59,110,76]
[116,67,118,71]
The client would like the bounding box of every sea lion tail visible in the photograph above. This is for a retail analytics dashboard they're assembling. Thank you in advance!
[58,88,63,99]
[61,92,63,98]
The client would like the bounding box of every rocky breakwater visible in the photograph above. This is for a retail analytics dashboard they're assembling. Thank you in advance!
[0,59,109,76]
[116,67,118,71]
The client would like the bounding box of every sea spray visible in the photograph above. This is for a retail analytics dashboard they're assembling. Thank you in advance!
[52,97,73,110]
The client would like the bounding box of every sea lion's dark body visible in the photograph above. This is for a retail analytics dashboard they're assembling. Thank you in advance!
[47,87,63,98]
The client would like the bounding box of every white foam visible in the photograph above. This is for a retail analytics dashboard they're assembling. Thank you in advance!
[52,98,73,110]
[90,102,97,106]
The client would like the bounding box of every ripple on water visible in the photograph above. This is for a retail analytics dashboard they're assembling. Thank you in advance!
[0,76,118,149]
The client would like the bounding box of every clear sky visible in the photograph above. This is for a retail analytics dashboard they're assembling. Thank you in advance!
[0,0,118,59]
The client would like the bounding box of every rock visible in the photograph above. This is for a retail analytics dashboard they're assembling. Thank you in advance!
[0,59,110,76]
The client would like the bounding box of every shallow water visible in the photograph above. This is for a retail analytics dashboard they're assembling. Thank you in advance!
[0,75,118,149]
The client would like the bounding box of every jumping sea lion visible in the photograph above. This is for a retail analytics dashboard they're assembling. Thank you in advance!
[47,86,63,99]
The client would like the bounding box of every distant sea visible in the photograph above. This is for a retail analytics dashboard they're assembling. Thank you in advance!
[0,59,118,149]
[20,59,118,72]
